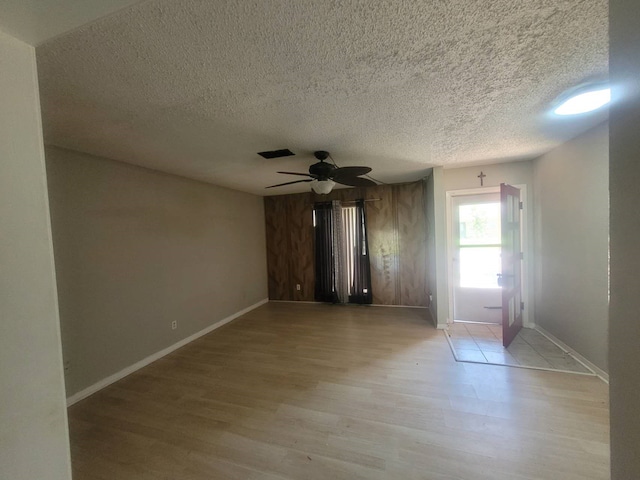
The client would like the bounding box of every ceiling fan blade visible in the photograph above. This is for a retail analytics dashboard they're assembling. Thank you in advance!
[277,171,315,178]
[333,176,377,187]
[265,179,314,189]
[331,166,372,178]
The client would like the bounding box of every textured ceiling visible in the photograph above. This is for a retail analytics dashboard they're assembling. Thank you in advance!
[37,0,608,195]
[0,0,143,45]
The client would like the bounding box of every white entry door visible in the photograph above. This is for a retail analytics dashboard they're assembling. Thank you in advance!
[500,183,523,346]
[451,193,502,323]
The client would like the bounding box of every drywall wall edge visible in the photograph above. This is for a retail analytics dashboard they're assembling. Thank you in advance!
[66,298,269,406]
[432,167,448,328]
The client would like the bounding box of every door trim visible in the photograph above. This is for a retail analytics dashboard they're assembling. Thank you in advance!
[445,185,531,329]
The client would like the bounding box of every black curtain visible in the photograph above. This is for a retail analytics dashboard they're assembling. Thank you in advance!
[314,203,338,303]
[349,199,373,304]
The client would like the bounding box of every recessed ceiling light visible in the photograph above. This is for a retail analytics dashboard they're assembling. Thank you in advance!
[554,87,611,115]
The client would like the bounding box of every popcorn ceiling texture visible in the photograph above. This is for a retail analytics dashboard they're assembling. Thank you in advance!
[36,0,608,195]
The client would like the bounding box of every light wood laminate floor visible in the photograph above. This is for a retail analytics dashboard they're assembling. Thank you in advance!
[69,302,610,480]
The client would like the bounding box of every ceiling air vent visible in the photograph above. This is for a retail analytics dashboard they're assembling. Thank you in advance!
[257,149,295,159]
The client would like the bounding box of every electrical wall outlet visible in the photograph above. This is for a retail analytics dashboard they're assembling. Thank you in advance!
[296,284,301,291]
[171,320,177,330]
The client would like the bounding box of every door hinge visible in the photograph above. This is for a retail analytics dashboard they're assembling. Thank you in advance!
[519,201,523,210]
[520,252,524,260]
[521,301,525,310]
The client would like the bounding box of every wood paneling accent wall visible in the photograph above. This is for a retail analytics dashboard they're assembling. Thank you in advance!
[264,181,428,306]
[264,193,314,301]
[396,181,429,306]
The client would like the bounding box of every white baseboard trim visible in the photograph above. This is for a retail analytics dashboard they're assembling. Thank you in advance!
[534,325,609,384]
[426,306,437,328]
[435,316,451,330]
[66,298,269,406]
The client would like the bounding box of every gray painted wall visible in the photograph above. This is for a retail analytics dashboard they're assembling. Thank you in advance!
[46,147,268,397]
[533,124,609,371]
[425,173,437,326]
[442,160,534,193]
[425,167,448,328]
[609,0,640,476]
[0,30,72,480]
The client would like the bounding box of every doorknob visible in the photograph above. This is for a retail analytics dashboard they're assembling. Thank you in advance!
[496,273,513,287]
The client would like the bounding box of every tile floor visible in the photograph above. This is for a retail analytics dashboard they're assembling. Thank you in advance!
[446,322,593,374]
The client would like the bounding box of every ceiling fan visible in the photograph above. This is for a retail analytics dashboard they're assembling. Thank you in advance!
[265,150,376,194]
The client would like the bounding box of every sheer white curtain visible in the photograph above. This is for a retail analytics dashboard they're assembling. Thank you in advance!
[341,206,357,300]
[331,200,347,303]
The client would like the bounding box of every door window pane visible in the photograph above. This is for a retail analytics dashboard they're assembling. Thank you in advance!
[459,247,501,288]
[509,296,515,326]
[459,203,500,246]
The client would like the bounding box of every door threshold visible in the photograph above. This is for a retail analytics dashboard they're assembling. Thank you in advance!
[452,320,501,326]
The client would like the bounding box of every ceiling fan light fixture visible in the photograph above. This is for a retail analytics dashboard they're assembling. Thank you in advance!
[311,179,335,195]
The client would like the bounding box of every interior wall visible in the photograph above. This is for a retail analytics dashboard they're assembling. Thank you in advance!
[425,167,448,327]
[609,0,640,476]
[425,173,437,324]
[533,123,609,371]
[46,146,268,397]
[0,31,72,480]
[264,181,429,307]
[442,160,534,193]
[439,161,536,326]
[264,192,315,301]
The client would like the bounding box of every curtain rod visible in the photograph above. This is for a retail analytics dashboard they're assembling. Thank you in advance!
[341,198,381,204]
[311,198,381,206]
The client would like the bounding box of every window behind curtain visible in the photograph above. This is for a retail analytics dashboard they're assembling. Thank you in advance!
[341,206,357,298]
[314,200,372,304]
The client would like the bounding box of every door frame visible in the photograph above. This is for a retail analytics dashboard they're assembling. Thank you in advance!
[445,185,531,328]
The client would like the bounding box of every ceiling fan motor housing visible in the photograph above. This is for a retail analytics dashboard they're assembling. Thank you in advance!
[309,160,336,180]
